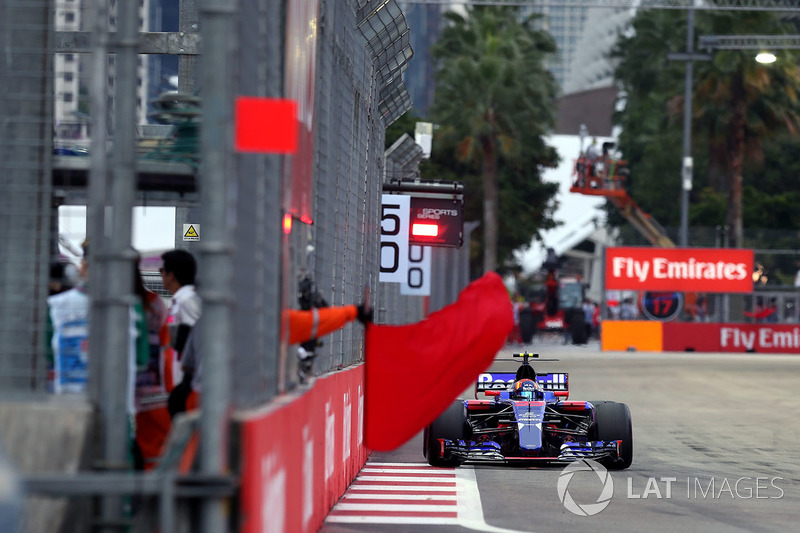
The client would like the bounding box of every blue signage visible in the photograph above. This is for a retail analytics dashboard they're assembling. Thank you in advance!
[641,292,683,322]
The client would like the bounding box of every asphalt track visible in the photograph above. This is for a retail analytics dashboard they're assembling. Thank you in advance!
[321,340,800,533]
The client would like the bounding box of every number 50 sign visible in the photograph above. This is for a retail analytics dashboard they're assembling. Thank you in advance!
[380,194,431,295]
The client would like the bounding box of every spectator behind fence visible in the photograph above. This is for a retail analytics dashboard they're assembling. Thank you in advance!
[47,242,149,470]
[160,249,201,393]
[592,301,601,338]
[133,256,170,389]
[620,297,638,320]
[582,298,595,340]
[46,242,149,396]
[46,243,91,394]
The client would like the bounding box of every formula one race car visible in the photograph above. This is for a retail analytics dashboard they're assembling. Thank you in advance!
[423,353,633,469]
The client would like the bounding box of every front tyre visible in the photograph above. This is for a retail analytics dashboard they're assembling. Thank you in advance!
[423,401,467,467]
[593,401,633,470]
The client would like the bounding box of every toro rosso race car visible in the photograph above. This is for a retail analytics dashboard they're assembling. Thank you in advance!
[423,353,633,469]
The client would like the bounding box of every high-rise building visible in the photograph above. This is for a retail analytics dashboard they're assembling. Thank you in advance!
[54,1,86,145]
[54,0,151,149]
[561,6,634,95]
[527,4,590,92]
[147,0,180,115]
[399,2,444,117]
[400,3,632,120]
[523,4,634,95]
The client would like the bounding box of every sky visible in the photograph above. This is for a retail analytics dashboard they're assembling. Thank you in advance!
[59,206,176,261]
[514,134,613,274]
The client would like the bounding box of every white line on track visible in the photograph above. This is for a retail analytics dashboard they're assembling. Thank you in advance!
[355,475,456,483]
[345,484,456,491]
[325,461,533,533]
[360,468,451,474]
[341,487,458,501]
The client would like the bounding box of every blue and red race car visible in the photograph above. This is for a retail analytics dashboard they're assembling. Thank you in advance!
[423,352,633,469]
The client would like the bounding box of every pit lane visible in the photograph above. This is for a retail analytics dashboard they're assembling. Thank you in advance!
[322,342,800,533]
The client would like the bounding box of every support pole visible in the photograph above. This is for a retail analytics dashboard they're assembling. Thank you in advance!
[87,0,109,405]
[197,0,235,531]
[98,0,139,527]
[679,5,695,248]
[176,0,200,253]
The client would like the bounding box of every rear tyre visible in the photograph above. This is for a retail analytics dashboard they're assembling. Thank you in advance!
[519,308,535,344]
[423,401,467,467]
[593,401,633,470]
[569,310,586,344]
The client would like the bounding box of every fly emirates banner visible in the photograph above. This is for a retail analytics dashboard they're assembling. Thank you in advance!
[605,247,754,293]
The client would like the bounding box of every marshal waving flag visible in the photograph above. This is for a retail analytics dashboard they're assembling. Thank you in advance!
[605,247,754,293]
[364,272,513,451]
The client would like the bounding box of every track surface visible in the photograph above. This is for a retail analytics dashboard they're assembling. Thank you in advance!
[322,341,800,533]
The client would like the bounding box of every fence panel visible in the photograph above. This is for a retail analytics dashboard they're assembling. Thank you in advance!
[0,0,54,393]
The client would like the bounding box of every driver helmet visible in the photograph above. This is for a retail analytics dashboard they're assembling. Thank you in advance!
[512,378,539,401]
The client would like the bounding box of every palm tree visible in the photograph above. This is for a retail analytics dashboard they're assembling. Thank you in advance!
[613,10,800,248]
[692,12,800,247]
[430,6,558,273]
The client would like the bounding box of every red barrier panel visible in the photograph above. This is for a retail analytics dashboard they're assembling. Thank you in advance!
[238,364,367,533]
[663,323,800,353]
[661,323,721,352]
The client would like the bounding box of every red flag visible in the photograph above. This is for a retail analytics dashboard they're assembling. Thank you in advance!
[234,97,298,153]
[364,272,513,451]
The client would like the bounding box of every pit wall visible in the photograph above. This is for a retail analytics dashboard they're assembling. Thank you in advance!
[602,321,800,353]
[237,363,367,533]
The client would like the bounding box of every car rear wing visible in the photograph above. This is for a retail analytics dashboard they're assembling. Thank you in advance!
[475,372,569,399]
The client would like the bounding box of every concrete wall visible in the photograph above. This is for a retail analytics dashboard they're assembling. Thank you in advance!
[0,399,95,533]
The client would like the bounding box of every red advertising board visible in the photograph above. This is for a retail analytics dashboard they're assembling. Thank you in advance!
[662,322,800,354]
[239,364,367,533]
[605,247,753,293]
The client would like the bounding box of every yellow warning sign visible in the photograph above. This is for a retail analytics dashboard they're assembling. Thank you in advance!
[183,224,200,241]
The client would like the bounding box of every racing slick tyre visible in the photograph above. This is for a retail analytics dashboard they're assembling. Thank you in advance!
[519,308,536,344]
[569,309,587,344]
[592,401,633,470]
[423,401,468,468]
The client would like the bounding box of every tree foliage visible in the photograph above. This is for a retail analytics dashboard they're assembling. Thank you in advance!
[611,10,800,247]
[425,6,560,276]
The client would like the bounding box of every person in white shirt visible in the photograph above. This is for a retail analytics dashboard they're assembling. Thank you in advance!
[160,249,201,394]
[585,137,601,162]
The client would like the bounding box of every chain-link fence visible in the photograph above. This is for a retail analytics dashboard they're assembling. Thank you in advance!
[0,0,54,393]
[0,0,425,396]
[1,0,430,529]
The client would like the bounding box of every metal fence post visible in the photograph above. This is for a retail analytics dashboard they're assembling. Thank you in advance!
[197,0,235,530]
[96,0,140,526]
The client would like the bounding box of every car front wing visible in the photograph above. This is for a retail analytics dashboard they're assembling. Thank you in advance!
[438,439,622,463]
